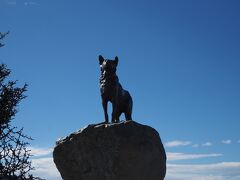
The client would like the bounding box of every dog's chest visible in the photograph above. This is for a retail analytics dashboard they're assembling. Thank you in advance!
[100,74,118,87]
[100,74,120,95]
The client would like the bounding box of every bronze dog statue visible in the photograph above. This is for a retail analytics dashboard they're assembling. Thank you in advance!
[99,55,133,123]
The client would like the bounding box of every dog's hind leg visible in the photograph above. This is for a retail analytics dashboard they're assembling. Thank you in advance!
[125,98,133,121]
[124,112,132,121]
[116,112,121,123]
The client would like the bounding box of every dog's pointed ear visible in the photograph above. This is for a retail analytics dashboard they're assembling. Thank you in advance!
[115,56,118,66]
[99,55,104,65]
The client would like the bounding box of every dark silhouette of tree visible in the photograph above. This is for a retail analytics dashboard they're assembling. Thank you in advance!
[0,32,42,179]
[0,31,9,48]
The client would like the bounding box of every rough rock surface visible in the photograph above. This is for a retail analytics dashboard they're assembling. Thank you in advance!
[53,120,166,180]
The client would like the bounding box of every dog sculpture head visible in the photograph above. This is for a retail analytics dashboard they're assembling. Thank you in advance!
[99,55,118,75]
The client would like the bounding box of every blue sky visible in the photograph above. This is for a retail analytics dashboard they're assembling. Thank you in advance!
[1,0,240,179]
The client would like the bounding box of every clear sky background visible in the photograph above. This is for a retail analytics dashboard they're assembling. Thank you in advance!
[1,0,240,179]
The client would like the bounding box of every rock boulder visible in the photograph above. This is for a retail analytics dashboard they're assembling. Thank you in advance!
[53,120,166,180]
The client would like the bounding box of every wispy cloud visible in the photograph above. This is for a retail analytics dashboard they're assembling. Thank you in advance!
[1,0,39,6]
[222,139,231,144]
[192,144,199,148]
[24,1,39,6]
[29,147,53,157]
[202,142,212,147]
[167,152,222,161]
[192,142,212,148]
[28,147,60,179]
[166,162,240,180]
[32,157,61,180]
[4,0,17,5]
[165,140,191,147]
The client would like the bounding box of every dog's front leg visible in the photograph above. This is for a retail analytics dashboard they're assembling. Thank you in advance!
[111,98,119,123]
[102,100,108,123]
